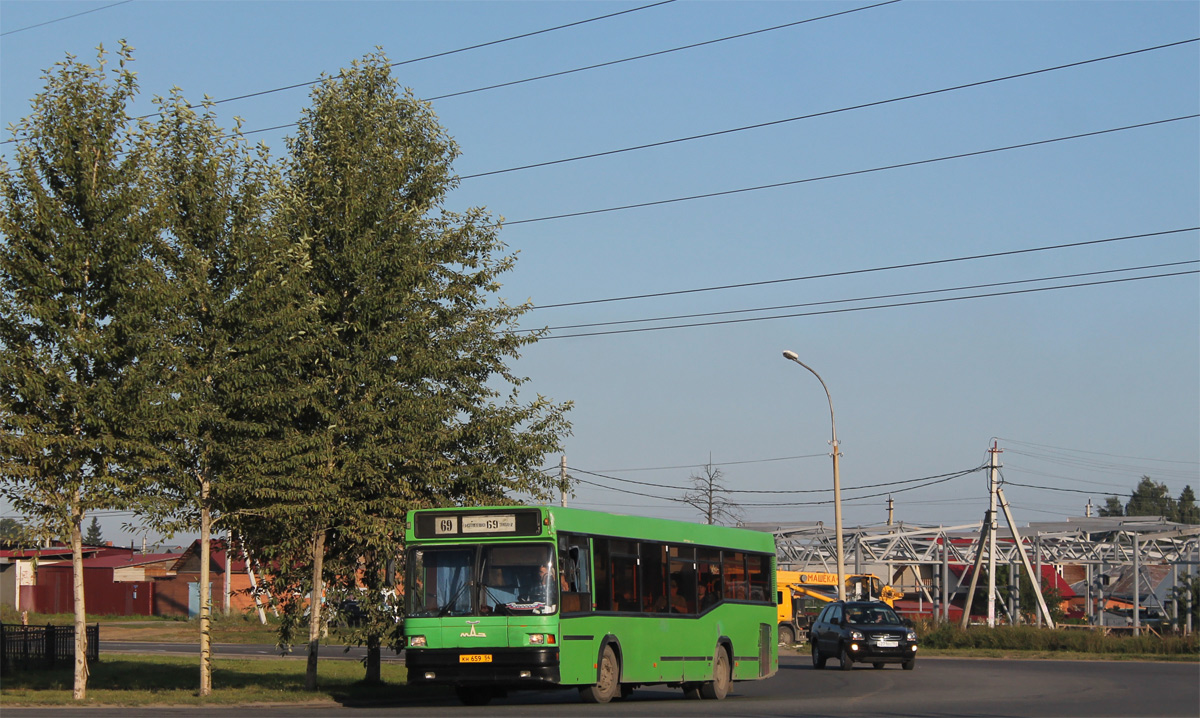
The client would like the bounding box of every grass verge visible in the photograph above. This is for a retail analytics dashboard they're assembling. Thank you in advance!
[1,654,452,706]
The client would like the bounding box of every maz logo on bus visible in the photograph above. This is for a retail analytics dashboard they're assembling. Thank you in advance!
[461,621,487,638]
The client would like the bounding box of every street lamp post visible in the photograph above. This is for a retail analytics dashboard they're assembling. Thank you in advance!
[782,350,847,601]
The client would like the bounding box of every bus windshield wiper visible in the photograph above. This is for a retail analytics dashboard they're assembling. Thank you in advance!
[481,585,513,615]
[437,582,472,617]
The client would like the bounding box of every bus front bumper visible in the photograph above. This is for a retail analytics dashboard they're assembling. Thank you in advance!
[405,648,561,686]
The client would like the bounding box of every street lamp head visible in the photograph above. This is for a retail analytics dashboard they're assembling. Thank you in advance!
[782,350,799,361]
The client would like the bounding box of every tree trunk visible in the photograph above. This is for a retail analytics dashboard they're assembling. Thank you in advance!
[70,500,89,700]
[305,528,326,691]
[365,635,381,684]
[199,477,213,696]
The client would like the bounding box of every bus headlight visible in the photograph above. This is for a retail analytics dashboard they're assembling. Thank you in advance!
[528,633,556,645]
[408,635,427,647]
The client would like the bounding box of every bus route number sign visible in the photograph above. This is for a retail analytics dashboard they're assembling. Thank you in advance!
[434,517,458,535]
[462,514,516,534]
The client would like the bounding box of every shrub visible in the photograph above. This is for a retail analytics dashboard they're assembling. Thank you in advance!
[914,621,1199,655]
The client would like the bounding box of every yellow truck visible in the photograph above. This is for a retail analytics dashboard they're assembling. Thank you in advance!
[776,570,903,645]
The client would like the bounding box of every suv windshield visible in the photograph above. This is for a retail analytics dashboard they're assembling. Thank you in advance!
[407,544,557,618]
[844,605,901,625]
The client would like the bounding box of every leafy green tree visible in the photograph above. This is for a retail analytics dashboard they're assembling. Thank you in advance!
[0,43,164,700]
[1171,573,1199,627]
[1125,476,1177,519]
[1098,496,1124,517]
[84,517,103,545]
[1000,564,1064,624]
[1176,486,1198,525]
[261,52,572,688]
[138,89,317,696]
[0,517,26,542]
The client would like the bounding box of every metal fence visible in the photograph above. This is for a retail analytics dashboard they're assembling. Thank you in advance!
[0,623,99,672]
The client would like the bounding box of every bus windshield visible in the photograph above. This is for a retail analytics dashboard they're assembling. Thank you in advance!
[407,544,557,618]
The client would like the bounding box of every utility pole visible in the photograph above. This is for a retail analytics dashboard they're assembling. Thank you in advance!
[224,529,232,615]
[1133,532,1141,637]
[987,442,1001,628]
[887,495,894,526]
[559,456,568,508]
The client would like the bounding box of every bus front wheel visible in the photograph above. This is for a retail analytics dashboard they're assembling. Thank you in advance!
[579,645,620,703]
[699,646,732,700]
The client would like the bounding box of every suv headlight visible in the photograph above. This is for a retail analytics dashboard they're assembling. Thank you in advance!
[849,630,864,641]
[906,630,918,642]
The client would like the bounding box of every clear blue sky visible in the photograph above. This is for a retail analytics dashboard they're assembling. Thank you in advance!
[2,1,1197,547]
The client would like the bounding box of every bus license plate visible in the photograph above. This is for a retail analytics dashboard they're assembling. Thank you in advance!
[460,654,492,663]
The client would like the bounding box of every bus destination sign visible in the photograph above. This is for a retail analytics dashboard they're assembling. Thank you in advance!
[462,515,516,533]
[414,508,543,538]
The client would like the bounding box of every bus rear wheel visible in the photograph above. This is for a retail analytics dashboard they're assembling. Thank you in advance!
[579,645,620,703]
[699,646,732,700]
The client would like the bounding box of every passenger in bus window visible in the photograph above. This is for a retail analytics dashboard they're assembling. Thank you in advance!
[654,578,688,613]
[699,581,719,609]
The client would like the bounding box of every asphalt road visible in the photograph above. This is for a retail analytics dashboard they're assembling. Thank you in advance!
[7,652,1197,717]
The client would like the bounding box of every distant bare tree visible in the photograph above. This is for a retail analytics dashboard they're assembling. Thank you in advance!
[682,460,743,525]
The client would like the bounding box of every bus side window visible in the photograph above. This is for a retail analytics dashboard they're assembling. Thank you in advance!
[608,540,639,612]
[593,539,611,611]
[669,545,697,614]
[698,548,722,608]
[559,535,593,613]
[747,554,768,603]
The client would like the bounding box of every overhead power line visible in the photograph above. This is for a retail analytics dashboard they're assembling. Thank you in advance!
[538,268,1198,339]
[463,36,1199,180]
[165,0,681,110]
[570,471,979,507]
[1,1,132,37]
[996,437,1200,466]
[217,0,901,140]
[530,228,1197,310]
[505,114,1200,226]
[589,453,828,473]
[426,0,902,103]
[568,464,985,495]
[526,261,1199,333]
[1,0,680,144]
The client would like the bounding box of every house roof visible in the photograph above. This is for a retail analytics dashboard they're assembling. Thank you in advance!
[78,553,182,569]
[0,547,76,559]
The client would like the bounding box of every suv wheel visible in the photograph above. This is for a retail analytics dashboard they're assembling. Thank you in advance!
[839,643,854,671]
[811,641,825,669]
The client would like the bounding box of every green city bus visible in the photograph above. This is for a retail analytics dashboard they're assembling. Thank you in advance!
[403,505,778,705]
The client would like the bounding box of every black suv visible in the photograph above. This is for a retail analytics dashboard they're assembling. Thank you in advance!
[809,601,918,671]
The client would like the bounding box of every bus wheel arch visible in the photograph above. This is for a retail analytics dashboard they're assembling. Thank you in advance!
[579,638,622,703]
[699,640,733,700]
